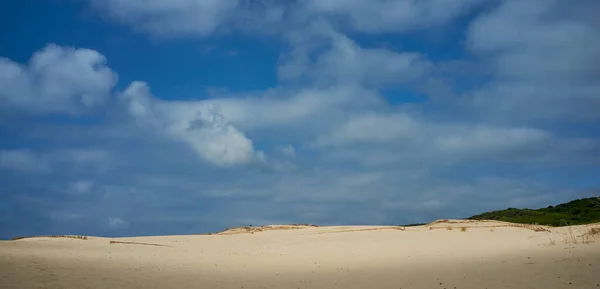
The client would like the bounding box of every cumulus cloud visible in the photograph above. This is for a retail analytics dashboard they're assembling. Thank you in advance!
[311,112,551,154]
[90,0,240,37]
[278,26,432,87]
[464,0,600,122]
[310,111,600,168]
[3,0,600,239]
[432,125,551,155]
[303,0,484,33]
[210,86,383,133]
[0,44,117,114]
[88,0,485,37]
[311,113,419,147]
[120,81,259,167]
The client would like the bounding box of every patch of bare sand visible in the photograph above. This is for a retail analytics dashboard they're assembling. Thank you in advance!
[1,221,599,289]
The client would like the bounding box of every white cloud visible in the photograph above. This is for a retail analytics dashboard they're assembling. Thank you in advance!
[117,77,384,165]
[4,1,600,238]
[309,111,600,167]
[278,27,432,87]
[120,81,259,167]
[464,0,600,122]
[303,0,484,33]
[311,113,419,147]
[432,125,551,156]
[0,149,51,174]
[0,44,117,114]
[88,0,484,37]
[311,111,551,153]
[212,86,383,131]
[90,0,240,37]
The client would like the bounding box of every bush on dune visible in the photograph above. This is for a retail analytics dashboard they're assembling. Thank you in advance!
[467,197,600,226]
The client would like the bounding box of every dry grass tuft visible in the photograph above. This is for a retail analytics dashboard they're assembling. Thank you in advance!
[446,226,453,231]
[428,219,450,225]
[544,231,556,245]
[503,223,550,232]
[532,226,550,232]
[558,220,582,245]
[566,228,578,244]
[425,220,553,233]
[460,227,468,232]
[580,226,600,244]
[12,235,88,241]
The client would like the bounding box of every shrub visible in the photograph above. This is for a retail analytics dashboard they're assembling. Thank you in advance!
[467,197,600,226]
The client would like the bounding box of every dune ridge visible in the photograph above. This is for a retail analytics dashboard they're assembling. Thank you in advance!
[1,220,599,289]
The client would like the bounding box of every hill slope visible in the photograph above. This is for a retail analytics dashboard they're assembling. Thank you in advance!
[467,197,600,226]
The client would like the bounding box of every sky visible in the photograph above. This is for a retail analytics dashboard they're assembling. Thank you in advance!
[1,0,599,239]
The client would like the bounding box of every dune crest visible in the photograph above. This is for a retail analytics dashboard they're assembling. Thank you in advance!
[2,221,599,289]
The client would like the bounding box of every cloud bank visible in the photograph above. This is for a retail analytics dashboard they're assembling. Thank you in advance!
[1,0,599,239]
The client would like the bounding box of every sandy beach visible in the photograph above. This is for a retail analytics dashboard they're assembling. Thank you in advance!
[1,220,599,289]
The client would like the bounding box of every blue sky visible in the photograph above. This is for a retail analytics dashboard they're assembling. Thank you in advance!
[1,0,599,239]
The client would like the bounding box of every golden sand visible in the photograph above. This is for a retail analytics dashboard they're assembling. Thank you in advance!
[1,220,599,289]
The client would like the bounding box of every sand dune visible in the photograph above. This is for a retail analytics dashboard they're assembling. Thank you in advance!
[1,220,599,289]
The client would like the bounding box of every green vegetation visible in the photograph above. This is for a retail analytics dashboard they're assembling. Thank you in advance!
[467,197,600,226]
